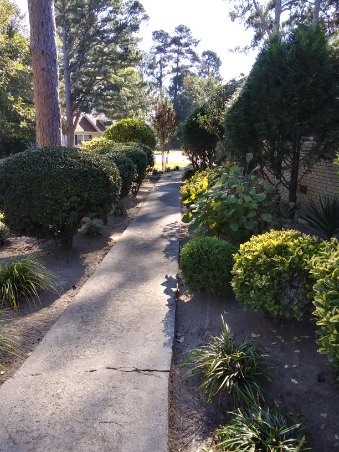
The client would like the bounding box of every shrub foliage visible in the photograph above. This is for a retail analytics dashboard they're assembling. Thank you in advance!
[232,230,322,320]
[0,147,121,247]
[311,239,339,368]
[103,118,157,149]
[180,236,236,294]
[109,153,137,198]
[183,165,275,243]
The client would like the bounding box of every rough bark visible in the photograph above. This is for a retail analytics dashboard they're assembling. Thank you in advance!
[28,0,61,147]
[61,24,75,147]
[313,0,322,25]
[274,0,282,33]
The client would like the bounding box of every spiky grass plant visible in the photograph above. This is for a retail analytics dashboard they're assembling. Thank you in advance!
[113,201,127,217]
[300,196,339,239]
[0,255,55,310]
[216,407,307,451]
[185,321,270,405]
[83,222,103,237]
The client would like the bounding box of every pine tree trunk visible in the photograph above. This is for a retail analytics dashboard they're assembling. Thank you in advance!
[274,0,282,33]
[61,24,75,147]
[28,0,61,147]
[313,0,322,26]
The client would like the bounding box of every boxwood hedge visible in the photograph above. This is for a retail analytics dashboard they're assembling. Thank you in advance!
[0,147,121,248]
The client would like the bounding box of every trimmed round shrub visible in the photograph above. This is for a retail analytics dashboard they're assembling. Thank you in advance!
[103,118,157,150]
[82,138,147,186]
[109,153,137,198]
[311,238,339,368]
[180,236,237,294]
[232,230,323,320]
[81,136,113,153]
[125,142,154,168]
[0,147,121,247]
[110,144,147,186]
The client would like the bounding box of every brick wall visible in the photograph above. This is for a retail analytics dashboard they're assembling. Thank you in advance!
[296,159,339,207]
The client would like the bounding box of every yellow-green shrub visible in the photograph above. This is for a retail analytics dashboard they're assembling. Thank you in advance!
[311,239,339,368]
[232,230,323,320]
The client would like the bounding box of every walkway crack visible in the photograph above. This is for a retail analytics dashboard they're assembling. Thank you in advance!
[105,366,170,375]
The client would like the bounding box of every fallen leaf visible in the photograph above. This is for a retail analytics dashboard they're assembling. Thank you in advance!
[178,336,185,343]
[291,378,298,384]
[284,364,289,369]
[271,342,277,345]
[294,350,301,353]
[320,413,328,418]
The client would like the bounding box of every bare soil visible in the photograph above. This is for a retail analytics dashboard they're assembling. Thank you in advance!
[0,180,155,385]
[169,223,339,452]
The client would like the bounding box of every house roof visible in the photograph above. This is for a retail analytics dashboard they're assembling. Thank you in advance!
[75,114,112,134]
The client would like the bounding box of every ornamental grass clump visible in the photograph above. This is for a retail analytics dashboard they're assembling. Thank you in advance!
[299,196,339,239]
[0,255,55,310]
[232,230,323,320]
[216,407,307,451]
[311,238,339,368]
[180,236,237,294]
[185,322,269,405]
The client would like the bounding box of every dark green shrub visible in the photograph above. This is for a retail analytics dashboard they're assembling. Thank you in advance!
[0,255,55,310]
[311,239,339,368]
[181,106,220,170]
[186,322,269,405]
[180,236,236,294]
[103,118,157,149]
[183,165,276,244]
[232,230,322,320]
[125,142,155,168]
[110,143,147,185]
[216,407,307,451]
[0,147,121,247]
[109,153,137,198]
[81,138,144,193]
[299,196,339,239]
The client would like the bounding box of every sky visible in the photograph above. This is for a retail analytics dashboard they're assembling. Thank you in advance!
[15,0,258,82]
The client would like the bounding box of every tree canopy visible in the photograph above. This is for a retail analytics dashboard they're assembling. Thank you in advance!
[55,0,147,145]
[224,25,339,210]
[0,0,34,155]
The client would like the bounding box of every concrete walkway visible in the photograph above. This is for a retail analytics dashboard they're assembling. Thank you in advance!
[0,173,181,452]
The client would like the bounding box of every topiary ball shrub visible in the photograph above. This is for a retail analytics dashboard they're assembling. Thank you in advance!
[311,238,339,368]
[125,142,154,168]
[180,236,237,294]
[0,147,121,248]
[232,230,323,320]
[109,153,137,198]
[103,118,157,150]
[110,144,147,186]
